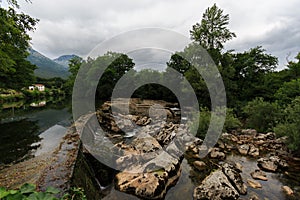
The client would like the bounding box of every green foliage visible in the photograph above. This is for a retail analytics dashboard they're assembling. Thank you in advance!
[64,56,84,94]
[0,183,59,200]
[232,46,278,102]
[274,96,300,151]
[166,53,191,75]
[224,108,242,131]
[193,107,241,139]
[262,70,290,101]
[243,98,281,132]
[74,52,135,100]
[190,3,236,50]
[0,7,38,89]
[0,88,24,102]
[62,187,86,200]
[194,107,210,139]
[36,77,66,90]
[286,52,300,79]
[0,184,86,200]
[95,52,135,99]
[275,78,300,105]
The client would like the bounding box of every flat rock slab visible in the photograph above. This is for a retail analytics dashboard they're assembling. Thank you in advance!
[194,169,239,200]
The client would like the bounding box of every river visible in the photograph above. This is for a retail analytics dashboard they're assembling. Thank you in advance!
[0,98,72,166]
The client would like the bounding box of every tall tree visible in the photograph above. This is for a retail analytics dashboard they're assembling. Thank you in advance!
[77,52,135,100]
[232,46,278,102]
[0,7,38,89]
[64,56,84,93]
[286,52,300,80]
[190,3,236,51]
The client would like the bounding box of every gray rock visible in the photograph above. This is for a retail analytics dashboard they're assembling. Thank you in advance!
[222,163,247,195]
[249,193,260,200]
[209,147,226,160]
[257,155,288,172]
[193,169,239,200]
[193,161,207,171]
[247,179,262,189]
[241,129,257,136]
[282,186,293,195]
[235,162,243,173]
[238,144,249,156]
[248,144,259,157]
[115,151,182,199]
[250,169,268,181]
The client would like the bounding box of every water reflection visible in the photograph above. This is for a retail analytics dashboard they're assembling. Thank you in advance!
[0,119,40,165]
[30,100,46,107]
[0,98,72,166]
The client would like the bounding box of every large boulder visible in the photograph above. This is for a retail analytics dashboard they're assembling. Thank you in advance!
[193,169,239,200]
[115,151,182,199]
[222,163,247,195]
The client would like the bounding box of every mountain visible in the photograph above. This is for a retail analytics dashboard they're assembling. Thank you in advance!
[27,48,70,79]
[53,54,79,69]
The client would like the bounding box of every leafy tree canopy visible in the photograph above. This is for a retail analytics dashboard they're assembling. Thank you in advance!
[0,7,38,89]
[190,3,236,50]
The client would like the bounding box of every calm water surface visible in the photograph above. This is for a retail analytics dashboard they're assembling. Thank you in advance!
[0,98,72,165]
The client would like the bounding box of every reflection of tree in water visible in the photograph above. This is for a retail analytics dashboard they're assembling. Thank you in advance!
[0,119,40,165]
[0,97,71,120]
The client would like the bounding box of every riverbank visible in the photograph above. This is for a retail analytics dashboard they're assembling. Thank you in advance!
[0,88,66,104]
[0,124,80,195]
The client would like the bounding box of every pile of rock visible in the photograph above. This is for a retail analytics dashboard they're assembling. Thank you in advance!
[111,120,193,199]
[219,129,288,157]
[95,100,294,199]
[257,155,289,172]
[187,128,292,200]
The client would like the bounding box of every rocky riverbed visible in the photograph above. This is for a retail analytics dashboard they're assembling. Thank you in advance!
[1,99,300,200]
[75,99,300,200]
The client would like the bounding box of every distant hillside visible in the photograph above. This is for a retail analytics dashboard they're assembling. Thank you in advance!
[53,54,80,69]
[27,48,70,79]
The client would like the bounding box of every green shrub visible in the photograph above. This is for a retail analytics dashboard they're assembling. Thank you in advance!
[275,78,300,105]
[62,187,86,200]
[243,97,281,132]
[0,183,59,200]
[274,96,300,151]
[224,108,242,131]
[0,184,86,200]
[191,107,241,139]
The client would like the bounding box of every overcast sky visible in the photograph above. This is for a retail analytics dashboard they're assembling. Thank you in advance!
[5,0,300,69]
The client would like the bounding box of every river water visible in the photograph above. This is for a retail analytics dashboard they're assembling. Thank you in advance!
[0,98,72,166]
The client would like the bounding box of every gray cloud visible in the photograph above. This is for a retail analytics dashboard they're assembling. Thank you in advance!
[14,0,300,68]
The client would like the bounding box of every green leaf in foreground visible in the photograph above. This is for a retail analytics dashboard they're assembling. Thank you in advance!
[45,186,60,194]
[20,183,36,194]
